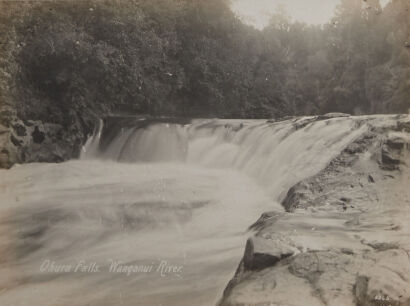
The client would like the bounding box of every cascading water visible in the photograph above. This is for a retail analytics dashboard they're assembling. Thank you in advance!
[81,117,368,200]
[0,115,382,306]
[80,118,104,159]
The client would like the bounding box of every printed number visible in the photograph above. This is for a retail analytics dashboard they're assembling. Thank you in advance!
[374,295,390,301]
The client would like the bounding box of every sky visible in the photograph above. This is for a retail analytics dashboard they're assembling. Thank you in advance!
[230,0,390,29]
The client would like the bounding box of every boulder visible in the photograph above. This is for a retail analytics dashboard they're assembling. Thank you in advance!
[243,236,294,271]
[381,132,410,170]
[281,182,313,212]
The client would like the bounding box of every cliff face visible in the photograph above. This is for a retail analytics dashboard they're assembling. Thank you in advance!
[0,117,88,168]
[220,115,410,306]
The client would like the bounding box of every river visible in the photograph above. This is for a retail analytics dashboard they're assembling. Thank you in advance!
[0,116,372,305]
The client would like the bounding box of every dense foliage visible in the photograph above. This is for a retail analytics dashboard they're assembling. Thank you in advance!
[0,0,409,126]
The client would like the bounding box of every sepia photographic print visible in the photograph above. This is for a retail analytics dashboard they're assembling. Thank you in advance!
[0,0,409,305]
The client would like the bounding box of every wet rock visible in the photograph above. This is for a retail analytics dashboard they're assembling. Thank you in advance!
[354,275,369,305]
[386,140,405,151]
[345,142,363,154]
[390,225,402,231]
[32,126,45,144]
[340,197,351,203]
[249,212,282,231]
[381,147,401,166]
[10,134,22,147]
[281,182,313,212]
[317,112,351,120]
[364,241,399,252]
[381,132,409,170]
[293,117,317,130]
[288,252,324,283]
[22,120,34,127]
[0,116,90,167]
[243,237,294,271]
[341,248,354,255]
[13,123,27,136]
[397,120,410,133]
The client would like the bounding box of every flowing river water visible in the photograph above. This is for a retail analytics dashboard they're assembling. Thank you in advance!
[0,116,373,305]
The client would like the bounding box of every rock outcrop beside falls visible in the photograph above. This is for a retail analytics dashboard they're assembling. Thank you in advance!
[0,115,90,168]
[220,115,410,306]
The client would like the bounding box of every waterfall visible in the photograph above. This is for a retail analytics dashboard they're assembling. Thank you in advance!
[80,118,104,159]
[82,116,368,200]
[3,114,395,306]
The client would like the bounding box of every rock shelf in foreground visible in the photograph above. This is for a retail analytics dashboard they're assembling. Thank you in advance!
[220,115,410,306]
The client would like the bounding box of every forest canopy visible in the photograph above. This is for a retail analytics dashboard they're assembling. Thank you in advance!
[0,0,409,125]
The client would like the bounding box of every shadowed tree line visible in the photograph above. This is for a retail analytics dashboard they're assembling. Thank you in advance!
[0,0,409,127]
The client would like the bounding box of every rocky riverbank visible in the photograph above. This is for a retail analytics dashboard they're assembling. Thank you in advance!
[0,115,91,169]
[220,115,410,306]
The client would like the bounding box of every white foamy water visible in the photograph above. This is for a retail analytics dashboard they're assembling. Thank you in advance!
[0,116,384,305]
